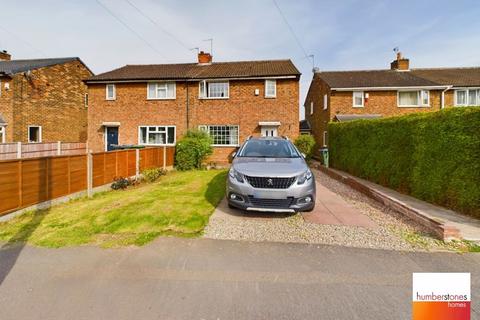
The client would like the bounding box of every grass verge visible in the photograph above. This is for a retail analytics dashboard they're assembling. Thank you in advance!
[0,169,227,248]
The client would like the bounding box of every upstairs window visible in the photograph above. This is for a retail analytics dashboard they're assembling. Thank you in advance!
[455,89,479,106]
[139,126,175,145]
[199,81,229,98]
[28,126,42,143]
[398,90,429,107]
[147,82,176,99]
[265,79,277,98]
[353,91,364,107]
[106,84,116,100]
[310,101,314,115]
[323,94,328,110]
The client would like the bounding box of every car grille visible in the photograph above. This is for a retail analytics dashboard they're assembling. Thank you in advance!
[248,196,294,208]
[244,176,296,189]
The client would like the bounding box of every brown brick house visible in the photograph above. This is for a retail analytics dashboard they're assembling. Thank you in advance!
[304,53,480,153]
[85,52,300,163]
[0,51,92,143]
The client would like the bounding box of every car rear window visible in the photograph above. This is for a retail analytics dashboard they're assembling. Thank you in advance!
[238,140,300,158]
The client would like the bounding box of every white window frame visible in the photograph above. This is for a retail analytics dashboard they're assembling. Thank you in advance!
[454,88,480,106]
[323,94,328,110]
[199,80,229,99]
[265,79,277,98]
[198,125,239,147]
[397,90,430,107]
[0,126,5,143]
[310,101,314,115]
[138,126,176,146]
[147,82,176,100]
[323,131,328,147]
[28,125,42,143]
[353,91,364,108]
[106,84,116,100]
[84,93,88,107]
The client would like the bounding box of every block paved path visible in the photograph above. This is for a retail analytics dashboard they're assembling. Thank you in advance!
[302,173,377,229]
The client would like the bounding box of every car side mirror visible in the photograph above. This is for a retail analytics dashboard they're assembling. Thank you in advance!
[301,153,306,158]
[232,152,237,158]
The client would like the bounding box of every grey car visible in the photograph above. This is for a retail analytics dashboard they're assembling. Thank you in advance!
[227,137,315,213]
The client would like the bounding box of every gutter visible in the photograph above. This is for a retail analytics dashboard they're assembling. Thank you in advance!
[331,85,450,91]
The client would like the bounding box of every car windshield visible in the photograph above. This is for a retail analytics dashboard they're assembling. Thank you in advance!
[238,139,300,158]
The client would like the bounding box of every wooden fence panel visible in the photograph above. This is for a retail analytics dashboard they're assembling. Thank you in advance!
[0,147,173,216]
[0,161,21,213]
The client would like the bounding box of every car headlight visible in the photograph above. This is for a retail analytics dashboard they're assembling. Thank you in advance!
[297,169,313,185]
[229,167,244,183]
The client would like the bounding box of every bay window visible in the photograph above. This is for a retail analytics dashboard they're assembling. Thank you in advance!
[199,81,229,98]
[398,90,429,107]
[139,126,175,145]
[147,82,176,99]
[199,125,239,146]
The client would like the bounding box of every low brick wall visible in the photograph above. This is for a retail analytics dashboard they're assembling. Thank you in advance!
[313,163,461,241]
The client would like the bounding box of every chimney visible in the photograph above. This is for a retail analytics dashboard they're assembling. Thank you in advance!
[0,50,11,61]
[198,51,212,64]
[390,51,409,71]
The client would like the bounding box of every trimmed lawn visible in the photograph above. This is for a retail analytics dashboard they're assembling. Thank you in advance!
[0,169,227,248]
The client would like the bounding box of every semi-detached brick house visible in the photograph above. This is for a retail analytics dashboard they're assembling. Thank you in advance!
[85,52,300,163]
[304,52,480,155]
[0,50,92,143]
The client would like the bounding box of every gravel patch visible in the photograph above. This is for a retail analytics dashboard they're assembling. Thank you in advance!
[203,168,458,252]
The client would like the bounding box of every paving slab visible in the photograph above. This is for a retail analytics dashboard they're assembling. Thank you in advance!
[302,177,377,229]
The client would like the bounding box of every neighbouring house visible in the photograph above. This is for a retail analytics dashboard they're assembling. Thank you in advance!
[299,119,311,135]
[0,50,93,143]
[85,52,300,163]
[304,52,480,154]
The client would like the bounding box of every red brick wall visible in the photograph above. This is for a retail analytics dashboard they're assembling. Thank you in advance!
[0,77,14,141]
[0,60,92,143]
[87,78,299,163]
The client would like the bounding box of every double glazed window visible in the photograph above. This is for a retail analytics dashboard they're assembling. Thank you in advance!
[0,126,5,143]
[353,91,364,107]
[28,126,41,143]
[106,84,116,100]
[199,81,229,98]
[265,80,276,98]
[147,82,176,99]
[455,89,480,106]
[398,90,429,107]
[199,125,239,146]
[139,126,175,145]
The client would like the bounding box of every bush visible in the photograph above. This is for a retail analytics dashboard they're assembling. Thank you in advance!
[141,167,167,183]
[294,135,316,159]
[175,130,213,170]
[111,177,131,190]
[328,107,480,217]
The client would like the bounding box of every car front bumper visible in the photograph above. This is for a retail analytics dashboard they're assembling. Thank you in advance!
[226,174,316,212]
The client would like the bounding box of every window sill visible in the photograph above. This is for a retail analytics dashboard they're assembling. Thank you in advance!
[106,99,116,101]
[199,97,230,100]
[146,98,176,101]
[265,96,277,99]
[211,144,239,147]
[397,105,430,108]
[139,143,176,146]
[353,105,364,108]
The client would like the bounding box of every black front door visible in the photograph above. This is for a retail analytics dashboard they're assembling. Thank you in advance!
[106,127,119,151]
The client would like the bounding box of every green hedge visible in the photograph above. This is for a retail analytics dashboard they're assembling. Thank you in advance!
[328,107,480,218]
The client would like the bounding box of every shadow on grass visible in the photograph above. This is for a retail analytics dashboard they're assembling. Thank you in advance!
[0,208,47,286]
[204,170,228,207]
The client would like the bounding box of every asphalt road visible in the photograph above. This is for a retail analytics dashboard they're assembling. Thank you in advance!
[0,238,478,320]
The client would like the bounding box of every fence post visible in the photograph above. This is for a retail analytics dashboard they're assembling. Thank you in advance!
[57,141,61,155]
[16,142,21,159]
[135,149,140,177]
[87,151,93,198]
[163,146,166,169]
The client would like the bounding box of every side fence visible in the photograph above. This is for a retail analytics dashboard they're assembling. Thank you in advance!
[0,142,86,160]
[0,146,175,217]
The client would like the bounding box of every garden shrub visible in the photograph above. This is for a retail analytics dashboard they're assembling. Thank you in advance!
[294,135,316,159]
[175,130,213,170]
[141,167,167,183]
[111,177,131,190]
[328,107,480,217]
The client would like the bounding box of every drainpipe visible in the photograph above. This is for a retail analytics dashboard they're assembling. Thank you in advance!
[441,85,453,109]
[185,79,190,130]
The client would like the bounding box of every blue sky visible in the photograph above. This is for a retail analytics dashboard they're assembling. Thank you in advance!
[1,0,479,118]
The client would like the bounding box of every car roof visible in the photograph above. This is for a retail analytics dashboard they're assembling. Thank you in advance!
[248,136,287,141]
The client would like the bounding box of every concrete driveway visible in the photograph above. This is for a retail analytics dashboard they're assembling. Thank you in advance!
[0,238,479,320]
